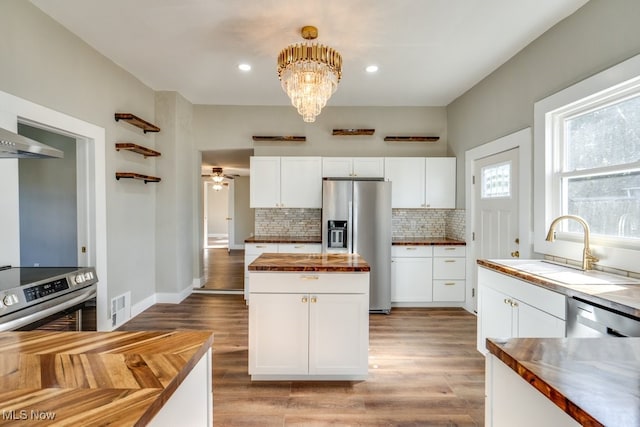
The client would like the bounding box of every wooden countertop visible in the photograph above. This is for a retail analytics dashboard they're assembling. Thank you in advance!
[248,253,370,272]
[487,337,640,427]
[392,237,466,246]
[477,259,640,318]
[0,330,213,426]
[245,235,321,244]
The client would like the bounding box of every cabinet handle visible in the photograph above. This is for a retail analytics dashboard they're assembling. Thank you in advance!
[444,282,456,286]
[294,245,304,249]
[256,245,267,248]
[310,296,317,303]
[444,247,456,251]
[406,247,418,251]
[302,296,308,303]
[444,260,456,263]
[301,275,319,280]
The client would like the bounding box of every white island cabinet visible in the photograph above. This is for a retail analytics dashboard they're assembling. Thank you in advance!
[248,253,370,381]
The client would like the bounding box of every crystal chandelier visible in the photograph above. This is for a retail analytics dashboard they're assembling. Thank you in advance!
[277,26,342,123]
[211,167,224,191]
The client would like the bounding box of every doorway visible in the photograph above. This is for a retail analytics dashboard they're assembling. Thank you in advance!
[465,128,532,313]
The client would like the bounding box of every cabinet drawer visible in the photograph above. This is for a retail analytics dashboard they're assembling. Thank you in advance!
[433,258,466,279]
[278,243,321,254]
[433,280,465,302]
[433,246,466,257]
[391,245,433,258]
[245,243,279,255]
[249,272,369,294]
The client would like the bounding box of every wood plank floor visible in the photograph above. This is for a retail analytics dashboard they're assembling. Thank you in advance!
[200,248,245,291]
[119,294,485,426]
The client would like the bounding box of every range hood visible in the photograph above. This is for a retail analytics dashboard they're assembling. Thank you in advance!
[0,127,63,159]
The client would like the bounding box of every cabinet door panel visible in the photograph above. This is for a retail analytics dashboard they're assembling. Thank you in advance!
[384,158,425,208]
[281,157,322,208]
[352,158,384,178]
[249,293,309,375]
[391,258,433,302]
[517,301,566,338]
[322,157,353,177]
[425,157,456,208]
[308,293,368,375]
[478,284,513,354]
[250,157,280,208]
[433,257,466,280]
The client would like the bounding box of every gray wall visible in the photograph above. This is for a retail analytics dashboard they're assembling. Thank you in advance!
[233,176,254,246]
[447,0,640,207]
[18,124,77,267]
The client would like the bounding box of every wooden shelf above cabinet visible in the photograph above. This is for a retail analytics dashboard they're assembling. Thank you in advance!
[116,143,161,158]
[332,129,375,136]
[114,113,161,133]
[252,136,306,142]
[384,136,440,142]
[115,172,161,183]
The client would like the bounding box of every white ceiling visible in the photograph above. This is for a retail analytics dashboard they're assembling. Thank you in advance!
[31,0,588,107]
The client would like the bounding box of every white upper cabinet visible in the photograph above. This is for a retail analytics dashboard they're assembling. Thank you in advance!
[384,157,456,208]
[250,156,322,208]
[322,157,384,178]
[425,157,456,208]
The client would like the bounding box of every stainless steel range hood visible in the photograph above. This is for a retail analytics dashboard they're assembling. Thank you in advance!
[0,127,64,159]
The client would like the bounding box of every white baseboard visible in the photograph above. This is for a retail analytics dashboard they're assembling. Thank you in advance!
[131,293,157,319]
[156,284,193,304]
[228,243,244,250]
[192,276,205,288]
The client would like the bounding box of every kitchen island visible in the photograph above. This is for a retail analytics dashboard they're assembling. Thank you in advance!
[0,330,213,426]
[248,253,370,381]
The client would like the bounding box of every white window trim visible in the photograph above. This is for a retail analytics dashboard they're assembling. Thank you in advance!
[533,53,640,273]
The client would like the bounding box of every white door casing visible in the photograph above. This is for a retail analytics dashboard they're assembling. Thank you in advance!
[465,128,532,314]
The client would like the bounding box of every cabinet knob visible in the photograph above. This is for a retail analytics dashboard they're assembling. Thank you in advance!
[302,296,308,303]
[310,296,317,303]
[510,250,520,258]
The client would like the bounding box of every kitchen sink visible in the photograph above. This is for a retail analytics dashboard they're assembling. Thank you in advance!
[491,259,640,286]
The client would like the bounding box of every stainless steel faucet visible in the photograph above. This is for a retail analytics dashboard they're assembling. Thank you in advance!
[545,215,599,271]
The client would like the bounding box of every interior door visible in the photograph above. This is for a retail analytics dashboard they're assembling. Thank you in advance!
[472,148,520,311]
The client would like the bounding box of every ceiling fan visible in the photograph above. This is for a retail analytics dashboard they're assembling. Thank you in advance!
[201,167,237,180]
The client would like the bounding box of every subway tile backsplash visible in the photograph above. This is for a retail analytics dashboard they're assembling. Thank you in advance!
[255,208,466,241]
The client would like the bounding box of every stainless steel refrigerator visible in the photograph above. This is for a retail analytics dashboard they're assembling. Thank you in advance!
[322,179,392,313]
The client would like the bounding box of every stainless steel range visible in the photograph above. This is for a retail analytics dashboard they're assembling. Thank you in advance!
[0,266,98,331]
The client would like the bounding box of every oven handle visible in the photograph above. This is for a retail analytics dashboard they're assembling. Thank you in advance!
[0,288,97,332]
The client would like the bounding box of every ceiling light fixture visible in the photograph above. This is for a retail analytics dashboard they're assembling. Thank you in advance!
[277,25,342,123]
[238,63,251,71]
[365,65,378,73]
[211,167,224,183]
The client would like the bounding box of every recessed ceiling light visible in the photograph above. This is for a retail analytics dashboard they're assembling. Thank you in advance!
[365,65,379,73]
[238,63,251,71]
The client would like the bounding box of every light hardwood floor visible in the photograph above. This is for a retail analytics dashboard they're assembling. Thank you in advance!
[119,294,485,426]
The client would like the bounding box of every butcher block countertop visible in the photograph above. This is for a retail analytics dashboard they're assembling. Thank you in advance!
[248,253,370,272]
[487,337,640,427]
[477,259,640,319]
[392,237,466,246]
[0,330,214,426]
[245,235,321,244]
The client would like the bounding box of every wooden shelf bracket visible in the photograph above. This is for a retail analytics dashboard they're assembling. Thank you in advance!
[115,113,161,134]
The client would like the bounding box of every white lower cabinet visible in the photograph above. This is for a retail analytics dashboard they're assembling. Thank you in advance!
[244,243,321,301]
[477,267,566,354]
[248,272,369,380]
[391,245,466,305]
[486,354,580,427]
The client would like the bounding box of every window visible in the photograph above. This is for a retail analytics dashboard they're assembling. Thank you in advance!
[481,161,511,199]
[552,89,640,240]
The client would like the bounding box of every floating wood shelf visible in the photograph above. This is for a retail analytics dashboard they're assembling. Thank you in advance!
[252,136,306,142]
[115,172,161,183]
[116,143,161,158]
[332,129,375,136]
[384,136,440,142]
[114,113,161,133]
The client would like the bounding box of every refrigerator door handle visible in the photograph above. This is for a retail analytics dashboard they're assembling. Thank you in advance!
[348,200,354,253]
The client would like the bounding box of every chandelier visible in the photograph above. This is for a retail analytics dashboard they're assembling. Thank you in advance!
[277,26,342,123]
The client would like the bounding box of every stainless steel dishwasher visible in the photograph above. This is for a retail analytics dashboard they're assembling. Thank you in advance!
[567,296,640,337]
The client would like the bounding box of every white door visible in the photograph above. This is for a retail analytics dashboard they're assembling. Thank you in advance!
[472,148,520,311]
[227,180,235,251]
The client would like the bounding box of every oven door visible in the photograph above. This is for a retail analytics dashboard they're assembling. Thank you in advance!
[0,285,97,332]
